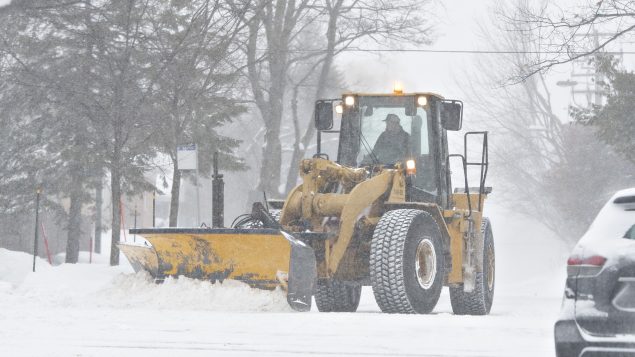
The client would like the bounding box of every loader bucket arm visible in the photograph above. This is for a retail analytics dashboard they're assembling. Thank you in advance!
[279,158,401,278]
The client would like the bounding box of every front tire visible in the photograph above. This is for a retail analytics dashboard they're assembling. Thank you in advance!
[370,209,444,314]
[449,217,495,315]
[315,280,361,312]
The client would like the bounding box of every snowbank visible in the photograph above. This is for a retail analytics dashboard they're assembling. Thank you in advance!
[101,273,293,312]
[0,248,51,290]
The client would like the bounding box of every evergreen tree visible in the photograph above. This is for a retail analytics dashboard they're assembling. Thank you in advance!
[571,57,635,165]
[148,1,247,226]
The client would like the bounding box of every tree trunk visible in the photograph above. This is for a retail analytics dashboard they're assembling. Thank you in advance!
[284,2,340,191]
[94,177,102,254]
[257,66,285,196]
[258,117,282,196]
[285,86,302,193]
[110,166,121,266]
[169,159,181,227]
[65,175,82,264]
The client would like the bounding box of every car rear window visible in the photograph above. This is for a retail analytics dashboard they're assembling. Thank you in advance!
[625,224,635,240]
[614,195,635,204]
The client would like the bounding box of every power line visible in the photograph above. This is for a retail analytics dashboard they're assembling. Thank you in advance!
[272,48,635,55]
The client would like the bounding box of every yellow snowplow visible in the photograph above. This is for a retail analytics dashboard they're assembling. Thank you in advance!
[120,90,495,314]
[120,229,291,288]
[120,224,317,310]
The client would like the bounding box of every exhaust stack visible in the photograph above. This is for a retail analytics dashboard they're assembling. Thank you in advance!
[212,152,224,228]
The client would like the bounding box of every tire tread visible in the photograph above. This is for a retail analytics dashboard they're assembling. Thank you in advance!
[370,209,432,314]
[315,280,361,312]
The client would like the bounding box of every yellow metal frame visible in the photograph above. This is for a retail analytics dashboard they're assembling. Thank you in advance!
[280,157,490,285]
[120,231,291,289]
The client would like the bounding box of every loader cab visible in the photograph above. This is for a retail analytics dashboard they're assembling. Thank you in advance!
[315,93,463,209]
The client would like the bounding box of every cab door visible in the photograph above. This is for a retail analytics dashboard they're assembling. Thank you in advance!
[407,99,449,207]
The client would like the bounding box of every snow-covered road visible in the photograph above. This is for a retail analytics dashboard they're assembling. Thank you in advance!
[0,285,561,357]
[0,207,570,356]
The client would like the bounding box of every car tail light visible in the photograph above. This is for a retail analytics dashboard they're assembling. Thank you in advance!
[567,254,607,277]
[567,255,606,266]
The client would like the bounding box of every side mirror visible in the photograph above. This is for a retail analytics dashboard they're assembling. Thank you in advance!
[314,100,334,130]
[440,100,463,131]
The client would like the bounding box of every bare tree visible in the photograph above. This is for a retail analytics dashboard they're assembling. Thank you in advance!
[241,0,320,196]
[506,0,635,79]
[227,0,433,198]
[464,0,635,243]
[283,0,433,192]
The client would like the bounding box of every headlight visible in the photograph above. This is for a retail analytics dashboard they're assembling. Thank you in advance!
[417,96,427,106]
[335,104,343,114]
[344,95,355,106]
[406,159,416,175]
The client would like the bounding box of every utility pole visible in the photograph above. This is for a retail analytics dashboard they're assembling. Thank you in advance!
[565,31,618,108]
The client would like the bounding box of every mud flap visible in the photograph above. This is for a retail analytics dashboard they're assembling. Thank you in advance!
[463,218,485,293]
[281,231,317,312]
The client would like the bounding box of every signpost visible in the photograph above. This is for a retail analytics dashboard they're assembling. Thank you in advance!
[176,144,200,226]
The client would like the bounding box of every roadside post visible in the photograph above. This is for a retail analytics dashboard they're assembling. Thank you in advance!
[32,187,42,272]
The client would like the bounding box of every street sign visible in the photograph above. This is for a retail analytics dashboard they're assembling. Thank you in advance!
[176,144,198,170]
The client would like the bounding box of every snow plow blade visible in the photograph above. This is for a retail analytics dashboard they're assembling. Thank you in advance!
[118,228,316,311]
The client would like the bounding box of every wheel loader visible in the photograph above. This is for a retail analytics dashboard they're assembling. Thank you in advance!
[120,89,495,315]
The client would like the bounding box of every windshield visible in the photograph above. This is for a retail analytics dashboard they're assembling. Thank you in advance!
[343,96,431,167]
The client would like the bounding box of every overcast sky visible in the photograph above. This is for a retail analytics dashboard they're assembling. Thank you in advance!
[337,0,576,120]
[339,0,487,97]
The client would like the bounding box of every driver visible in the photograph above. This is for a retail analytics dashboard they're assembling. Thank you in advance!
[372,114,410,164]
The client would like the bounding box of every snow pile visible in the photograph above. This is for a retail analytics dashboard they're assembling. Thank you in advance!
[0,248,51,290]
[0,248,292,312]
[101,273,293,312]
[14,261,129,308]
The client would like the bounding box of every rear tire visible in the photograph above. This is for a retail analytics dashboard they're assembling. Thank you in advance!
[370,209,444,314]
[315,280,361,312]
[449,217,495,315]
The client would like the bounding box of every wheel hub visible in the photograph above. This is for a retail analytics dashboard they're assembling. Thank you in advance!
[415,239,436,290]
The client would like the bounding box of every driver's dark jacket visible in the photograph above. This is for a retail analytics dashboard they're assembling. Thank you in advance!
[372,128,410,164]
